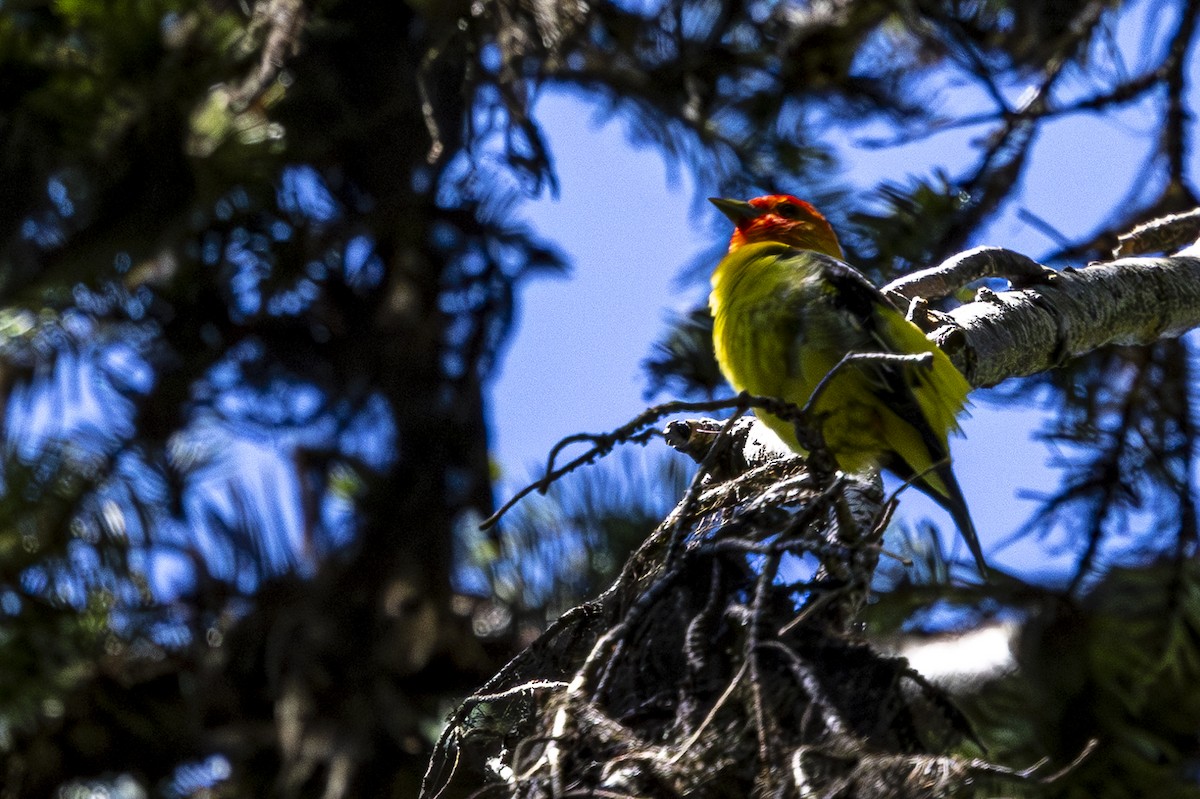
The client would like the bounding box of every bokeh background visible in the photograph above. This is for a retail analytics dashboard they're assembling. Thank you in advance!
[3,0,1200,796]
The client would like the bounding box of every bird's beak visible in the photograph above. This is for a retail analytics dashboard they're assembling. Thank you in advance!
[709,197,757,223]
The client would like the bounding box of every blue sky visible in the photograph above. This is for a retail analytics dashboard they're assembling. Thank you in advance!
[491,0,1191,578]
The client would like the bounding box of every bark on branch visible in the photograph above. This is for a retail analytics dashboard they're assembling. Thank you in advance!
[923,253,1200,388]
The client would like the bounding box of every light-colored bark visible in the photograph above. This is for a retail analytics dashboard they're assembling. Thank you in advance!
[927,253,1200,388]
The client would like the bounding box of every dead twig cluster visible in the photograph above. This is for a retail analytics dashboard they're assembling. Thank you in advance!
[422,377,1006,798]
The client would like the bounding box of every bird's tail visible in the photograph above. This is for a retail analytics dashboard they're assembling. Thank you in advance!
[877,414,988,578]
[923,462,988,579]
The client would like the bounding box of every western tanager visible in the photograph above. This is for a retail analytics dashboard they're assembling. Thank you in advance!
[708,194,986,576]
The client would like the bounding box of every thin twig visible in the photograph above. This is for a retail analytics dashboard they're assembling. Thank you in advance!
[668,660,751,765]
[481,396,763,530]
[802,351,933,419]
[661,403,753,566]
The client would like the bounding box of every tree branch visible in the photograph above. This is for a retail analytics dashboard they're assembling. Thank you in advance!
[933,253,1200,388]
[883,245,1054,304]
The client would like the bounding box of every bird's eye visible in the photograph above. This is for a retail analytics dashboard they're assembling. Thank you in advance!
[776,202,798,218]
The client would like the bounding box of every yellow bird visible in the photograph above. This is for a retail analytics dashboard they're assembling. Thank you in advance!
[708,194,986,576]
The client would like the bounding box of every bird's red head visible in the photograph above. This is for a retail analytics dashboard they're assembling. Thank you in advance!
[710,194,844,259]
